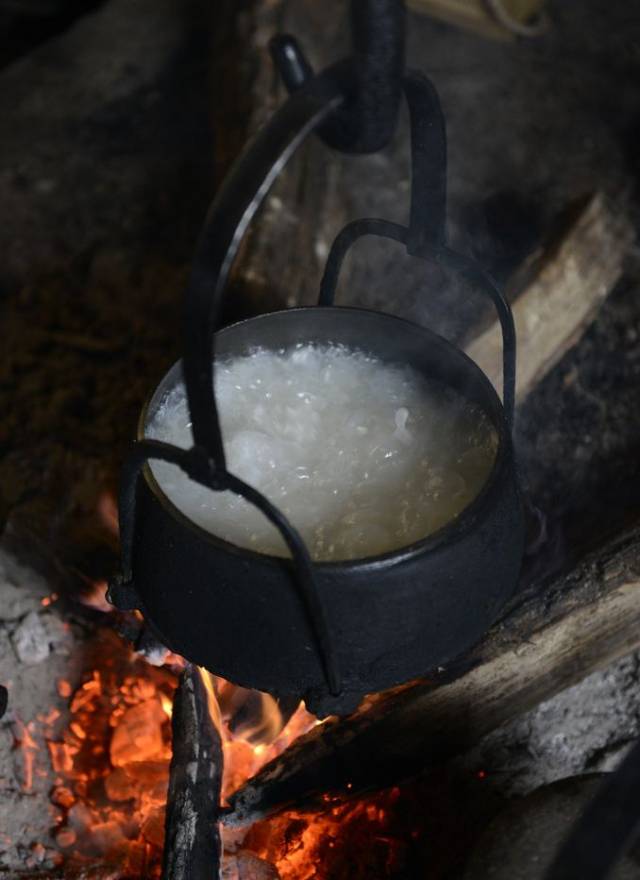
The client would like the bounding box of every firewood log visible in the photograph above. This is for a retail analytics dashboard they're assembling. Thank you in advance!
[465,192,634,403]
[225,525,640,826]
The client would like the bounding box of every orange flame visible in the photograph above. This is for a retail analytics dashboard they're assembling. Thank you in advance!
[11,718,39,792]
[159,692,173,719]
[216,679,285,746]
[47,626,416,878]
[196,666,223,736]
[248,691,284,745]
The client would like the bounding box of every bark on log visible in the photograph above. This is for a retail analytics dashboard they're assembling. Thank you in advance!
[225,525,640,826]
[162,664,224,880]
[465,191,634,403]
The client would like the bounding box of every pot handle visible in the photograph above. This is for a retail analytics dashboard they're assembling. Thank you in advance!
[111,68,348,701]
[179,66,513,695]
[182,68,344,465]
[114,64,514,710]
[110,437,341,698]
[318,71,516,430]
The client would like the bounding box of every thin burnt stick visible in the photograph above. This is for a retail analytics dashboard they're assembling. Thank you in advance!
[162,664,223,880]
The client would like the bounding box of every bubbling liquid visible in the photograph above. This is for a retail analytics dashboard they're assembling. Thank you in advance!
[146,344,497,561]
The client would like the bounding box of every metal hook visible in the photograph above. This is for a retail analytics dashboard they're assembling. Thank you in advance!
[271,0,406,153]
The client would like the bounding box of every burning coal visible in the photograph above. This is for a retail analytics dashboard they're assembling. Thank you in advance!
[3,492,430,878]
[38,617,426,879]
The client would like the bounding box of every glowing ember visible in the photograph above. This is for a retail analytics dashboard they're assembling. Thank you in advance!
[47,626,429,878]
[45,629,176,877]
[11,717,39,791]
[45,629,316,876]
[245,786,426,880]
[57,679,73,698]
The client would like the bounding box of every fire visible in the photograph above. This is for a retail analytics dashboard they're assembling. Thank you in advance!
[197,666,224,736]
[159,692,173,719]
[243,785,421,880]
[11,718,39,792]
[46,621,420,878]
[45,628,319,876]
[13,387,434,877]
[191,668,318,804]
[44,629,176,877]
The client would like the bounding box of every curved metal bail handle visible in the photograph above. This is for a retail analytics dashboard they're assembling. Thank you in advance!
[318,70,516,429]
[271,0,406,153]
[180,68,347,698]
[403,71,515,428]
[403,70,447,252]
[439,247,516,429]
[113,438,342,696]
[182,70,344,463]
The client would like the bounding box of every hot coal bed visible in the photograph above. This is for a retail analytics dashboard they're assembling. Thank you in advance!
[2,1,640,879]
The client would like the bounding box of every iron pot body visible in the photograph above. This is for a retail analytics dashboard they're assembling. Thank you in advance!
[132,307,524,715]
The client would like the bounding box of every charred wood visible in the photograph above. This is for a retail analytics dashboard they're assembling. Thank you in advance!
[225,525,640,826]
[162,664,223,880]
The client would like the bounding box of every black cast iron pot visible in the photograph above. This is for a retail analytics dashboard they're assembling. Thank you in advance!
[109,66,525,717]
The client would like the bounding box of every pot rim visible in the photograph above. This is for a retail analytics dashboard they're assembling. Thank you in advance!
[137,305,513,573]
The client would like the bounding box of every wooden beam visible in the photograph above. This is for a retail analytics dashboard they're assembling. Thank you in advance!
[225,525,640,827]
[465,192,634,403]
